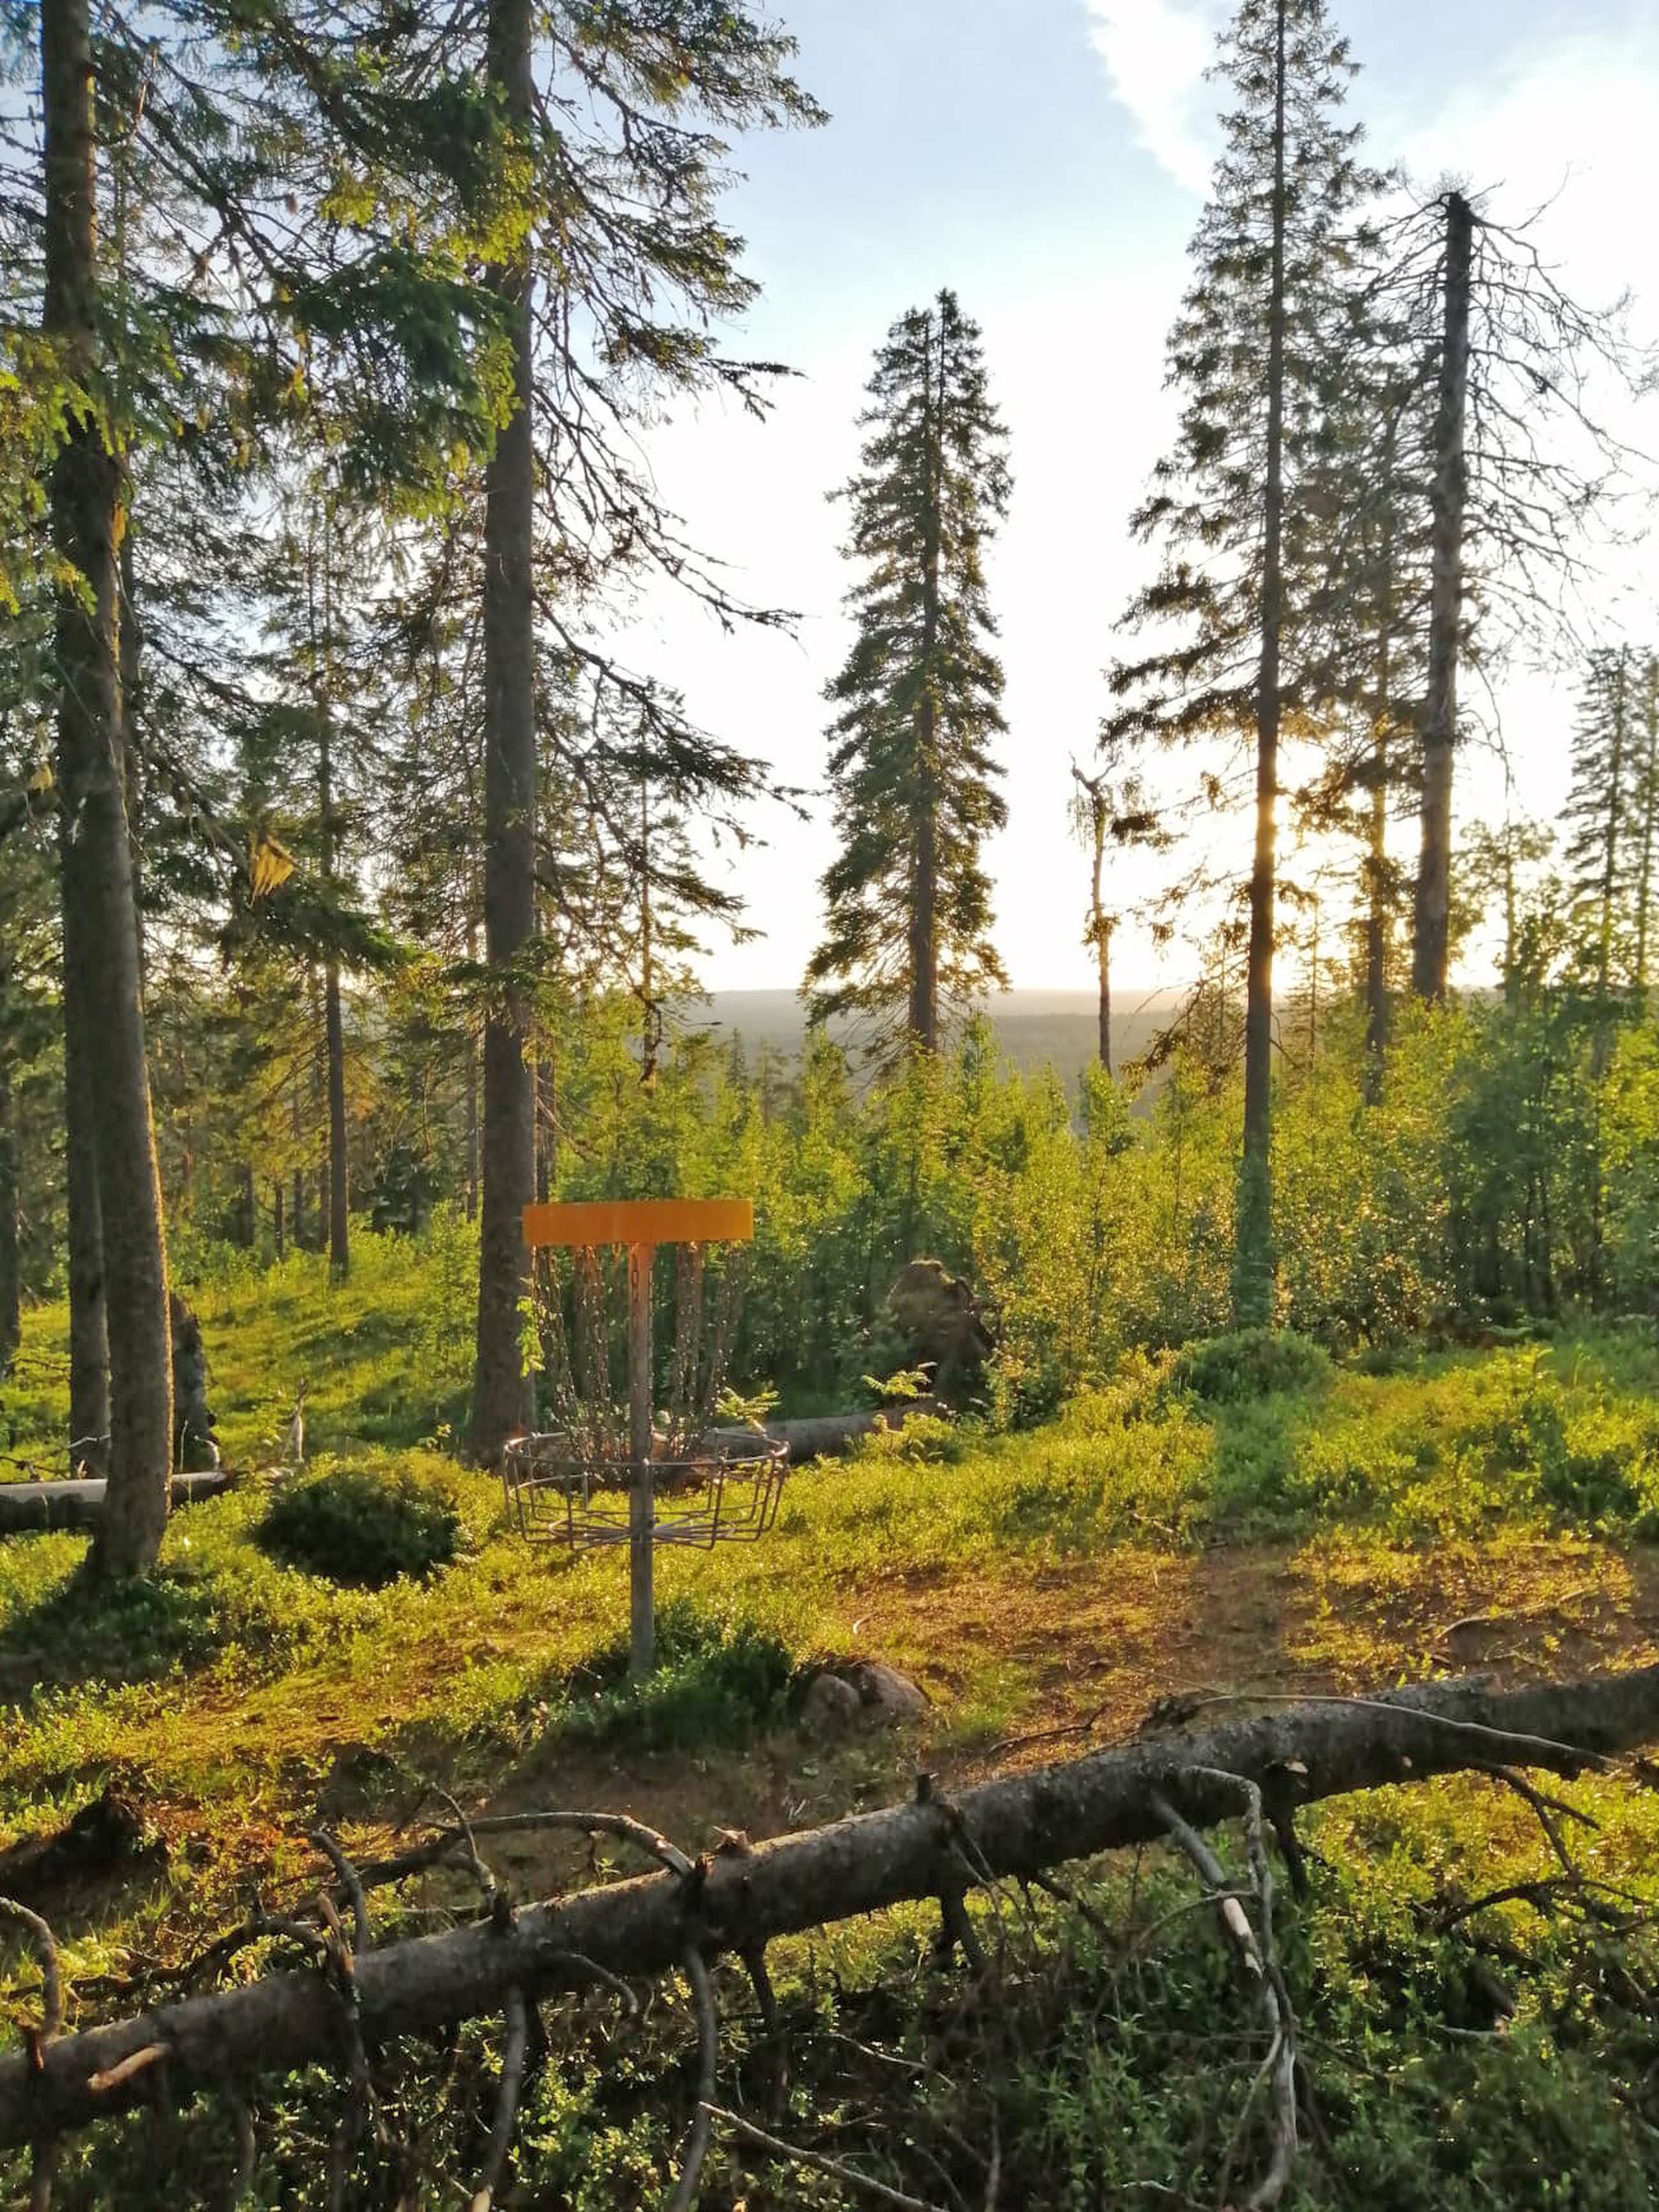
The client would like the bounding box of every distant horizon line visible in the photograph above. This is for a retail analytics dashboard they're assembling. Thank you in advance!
[685,983,1194,1005]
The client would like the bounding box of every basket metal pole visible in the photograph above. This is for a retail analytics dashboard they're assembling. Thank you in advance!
[627,1241,655,1679]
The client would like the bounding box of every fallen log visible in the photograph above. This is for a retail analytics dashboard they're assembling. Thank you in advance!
[3,1659,1657,2150]
[706,1402,944,1464]
[0,1473,231,1535]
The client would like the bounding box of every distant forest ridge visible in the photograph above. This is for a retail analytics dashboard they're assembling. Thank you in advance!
[680,989,1192,1078]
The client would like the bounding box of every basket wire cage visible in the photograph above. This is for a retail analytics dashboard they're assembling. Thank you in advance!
[501,1199,784,1674]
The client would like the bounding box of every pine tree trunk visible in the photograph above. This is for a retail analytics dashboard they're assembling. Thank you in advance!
[1636,657,1658,995]
[1233,0,1288,1331]
[61,917,108,1473]
[273,1177,285,1260]
[1596,650,1628,1002]
[118,528,144,976]
[1091,817,1112,1076]
[0,1014,19,1377]
[43,0,172,1578]
[465,1034,480,1224]
[469,0,538,1461]
[535,1058,554,1205]
[318,741,350,1280]
[1361,413,1398,1101]
[325,965,348,1273]
[308,503,350,1280]
[1411,191,1473,1004]
[908,308,941,1055]
[1363,755,1388,1087]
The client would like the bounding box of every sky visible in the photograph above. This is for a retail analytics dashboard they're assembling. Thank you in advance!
[609,0,1659,995]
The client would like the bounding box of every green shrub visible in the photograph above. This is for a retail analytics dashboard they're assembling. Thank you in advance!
[258,1464,463,1588]
[1172,1326,1331,1404]
[564,1596,798,1751]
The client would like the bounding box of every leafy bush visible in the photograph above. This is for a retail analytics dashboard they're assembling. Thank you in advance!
[564,1596,798,1751]
[1172,1326,1330,1404]
[258,1463,464,1588]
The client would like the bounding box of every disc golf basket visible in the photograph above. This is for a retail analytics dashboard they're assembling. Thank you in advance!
[502,1198,787,1677]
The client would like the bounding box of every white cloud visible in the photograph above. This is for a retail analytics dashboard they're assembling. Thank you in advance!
[1083,0,1226,194]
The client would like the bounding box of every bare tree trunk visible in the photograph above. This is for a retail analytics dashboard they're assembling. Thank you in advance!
[535,1058,553,1205]
[43,0,171,1578]
[1362,420,1397,1104]
[324,968,348,1273]
[1094,870,1112,1078]
[117,530,144,977]
[61,928,108,1472]
[273,1177,285,1261]
[1635,657,1658,996]
[1595,649,1629,1003]
[1362,740,1388,1095]
[465,1040,480,1225]
[908,308,940,1055]
[0,1018,18,1376]
[469,0,538,1462]
[1411,191,1473,1004]
[1233,0,1287,1331]
[1071,766,1114,1074]
[307,503,351,1281]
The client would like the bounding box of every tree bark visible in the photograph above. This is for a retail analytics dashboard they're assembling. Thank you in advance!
[41,0,171,1577]
[310,503,350,1281]
[1595,649,1628,1003]
[1411,191,1473,1004]
[468,0,539,1463]
[1634,657,1658,996]
[1233,0,1287,1330]
[0,1022,17,1377]
[1093,865,1112,1079]
[61,850,108,1475]
[324,966,348,1274]
[117,529,144,978]
[1362,417,1397,1102]
[6,1659,1659,2149]
[1082,775,1113,1076]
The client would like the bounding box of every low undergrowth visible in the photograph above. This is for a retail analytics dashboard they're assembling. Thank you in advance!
[11,1769,1659,2210]
[6,1304,1659,2203]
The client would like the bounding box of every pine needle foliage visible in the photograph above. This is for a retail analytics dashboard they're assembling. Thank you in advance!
[807,290,1011,1060]
[1105,0,1381,1326]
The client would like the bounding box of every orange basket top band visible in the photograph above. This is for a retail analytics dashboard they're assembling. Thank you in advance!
[523,1197,755,1250]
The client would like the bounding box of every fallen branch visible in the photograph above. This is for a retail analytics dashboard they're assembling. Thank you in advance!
[466,1987,527,2212]
[0,1473,230,1534]
[1152,1784,1297,2210]
[4,1661,1659,2149]
[704,2099,948,2210]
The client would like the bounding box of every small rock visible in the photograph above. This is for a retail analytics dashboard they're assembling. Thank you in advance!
[801,1672,862,1735]
[843,1660,931,1720]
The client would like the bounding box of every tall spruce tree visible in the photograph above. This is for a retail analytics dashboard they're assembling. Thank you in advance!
[1105,0,1378,1326]
[459,4,821,1463]
[40,0,174,1571]
[807,290,1011,1058]
[1564,644,1659,1001]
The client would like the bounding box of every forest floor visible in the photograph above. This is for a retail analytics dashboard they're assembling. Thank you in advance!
[7,1244,1659,2203]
